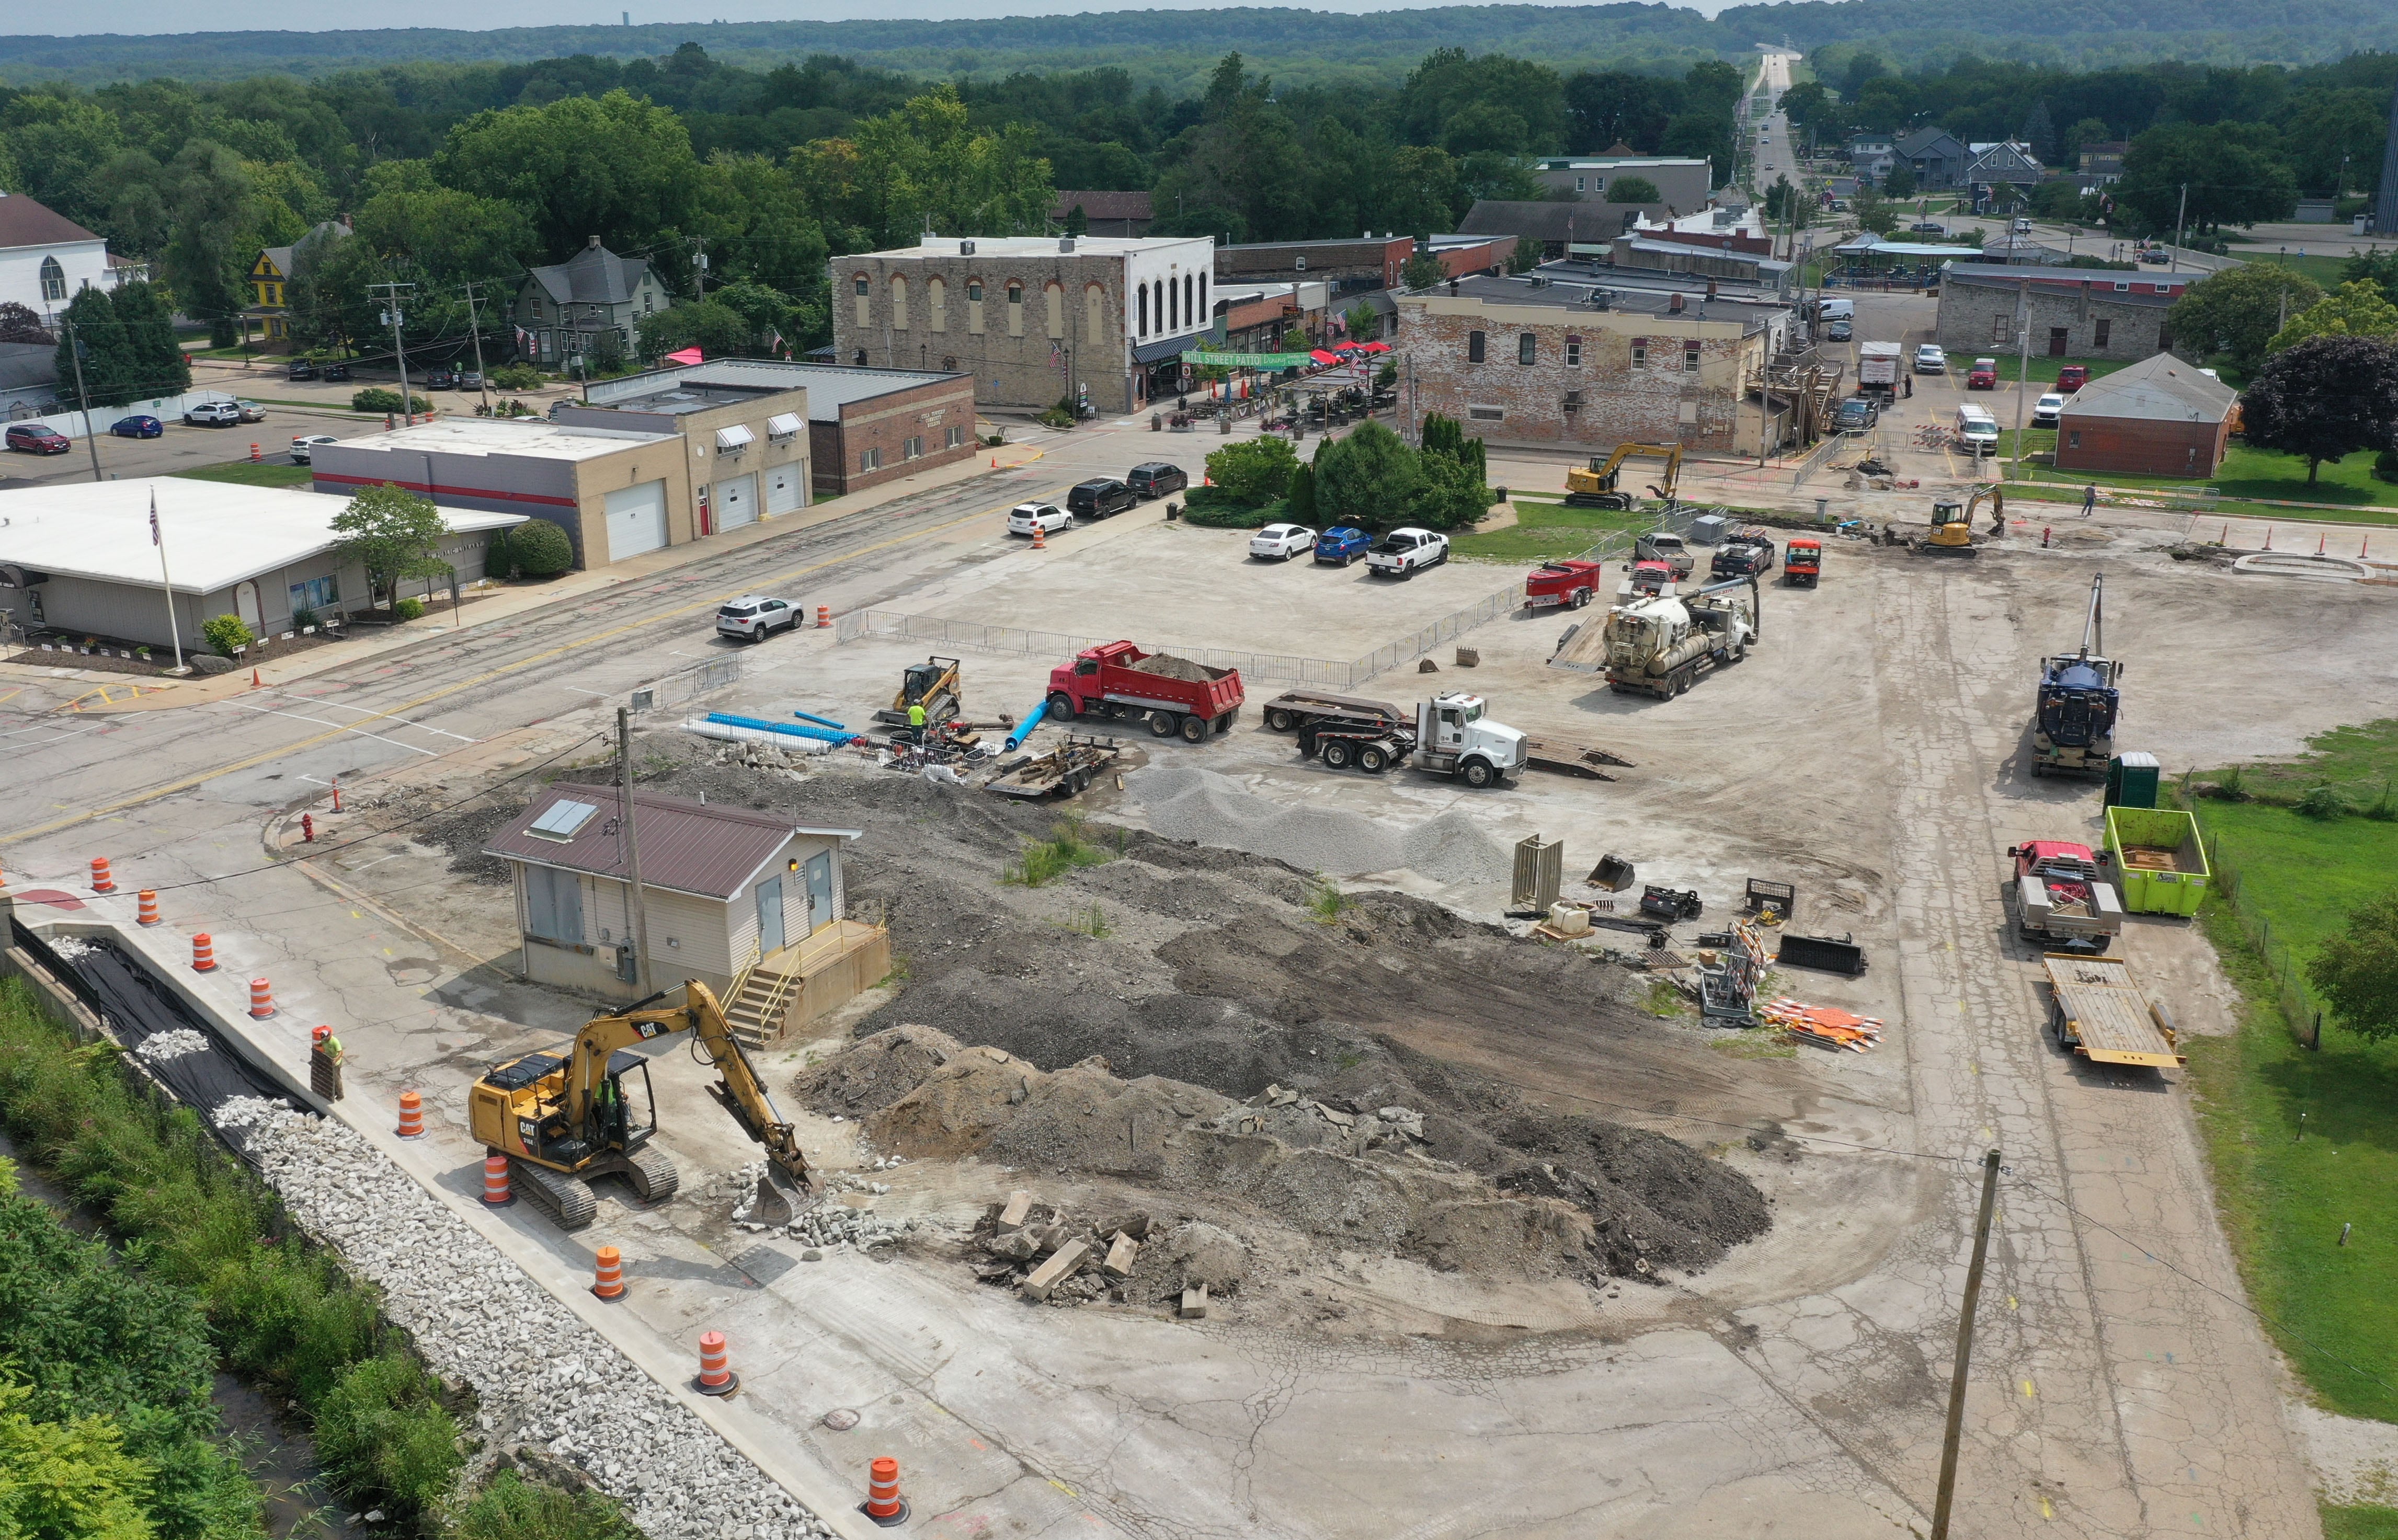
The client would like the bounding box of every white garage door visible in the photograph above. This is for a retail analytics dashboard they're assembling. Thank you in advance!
[767,466,802,516]
[603,480,667,560]
[716,473,757,531]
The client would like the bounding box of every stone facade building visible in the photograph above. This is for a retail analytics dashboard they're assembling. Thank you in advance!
[831,234,1214,412]
[1397,275,1790,456]
[1936,266,2199,360]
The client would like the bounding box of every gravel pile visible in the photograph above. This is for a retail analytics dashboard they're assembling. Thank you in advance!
[133,1027,211,1063]
[1130,766,1508,884]
[211,1098,832,1540]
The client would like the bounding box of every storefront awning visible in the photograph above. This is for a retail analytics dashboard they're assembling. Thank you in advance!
[1187,349,1317,369]
[1133,332,1204,364]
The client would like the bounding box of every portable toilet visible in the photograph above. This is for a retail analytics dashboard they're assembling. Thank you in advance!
[2105,751,2161,809]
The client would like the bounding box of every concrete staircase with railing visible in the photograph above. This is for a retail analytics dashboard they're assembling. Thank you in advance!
[724,963,800,1048]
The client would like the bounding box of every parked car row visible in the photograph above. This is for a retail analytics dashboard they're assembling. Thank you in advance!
[421,368,486,391]
[1007,464,1192,538]
[286,359,352,382]
[1240,523,1452,578]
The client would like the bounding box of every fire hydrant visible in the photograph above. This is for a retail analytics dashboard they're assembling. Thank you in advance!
[2042,525,2052,548]
[301,813,315,843]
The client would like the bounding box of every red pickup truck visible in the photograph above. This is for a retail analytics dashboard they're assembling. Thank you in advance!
[1045,640,1244,743]
[1525,558,1606,610]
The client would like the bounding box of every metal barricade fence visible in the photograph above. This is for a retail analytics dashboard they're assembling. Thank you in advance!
[628,653,741,712]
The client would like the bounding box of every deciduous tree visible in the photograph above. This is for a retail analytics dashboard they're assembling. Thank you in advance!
[2168,264,2321,371]
[2268,280,2398,354]
[2308,888,2398,1040]
[330,484,453,605]
[2239,334,2398,484]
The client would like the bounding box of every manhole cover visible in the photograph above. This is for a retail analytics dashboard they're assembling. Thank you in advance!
[821,1408,860,1431]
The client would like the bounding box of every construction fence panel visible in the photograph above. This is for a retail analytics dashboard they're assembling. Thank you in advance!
[2202,828,2324,1050]
[629,654,742,712]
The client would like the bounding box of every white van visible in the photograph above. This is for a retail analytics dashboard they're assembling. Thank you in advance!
[1955,404,2000,455]
[1818,298,1855,322]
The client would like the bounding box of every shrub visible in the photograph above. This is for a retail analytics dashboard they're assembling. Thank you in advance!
[1204,435,1299,505]
[1179,488,1283,528]
[1314,420,1422,530]
[393,596,426,622]
[505,521,574,578]
[290,605,317,629]
[311,1353,463,1516]
[1036,406,1075,429]
[350,387,429,414]
[453,1472,640,1540]
[201,614,254,657]
[489,363,543,390]
[2376,449,2398,484]
[1286,463,1316,522]
[2296,782,2350,818]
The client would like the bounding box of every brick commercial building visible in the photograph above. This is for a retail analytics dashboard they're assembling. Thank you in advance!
[1049,191,1152,237]
[1937,265,2200,360]
[2054,352,2238,478]
[832,234,1214,413]
[762,364,978,496]
[1216,236,1411,290]
[554,360,819,535]
[1397,274,1793,457]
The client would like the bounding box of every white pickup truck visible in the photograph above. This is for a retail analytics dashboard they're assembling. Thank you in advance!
[1366,526,1449,579]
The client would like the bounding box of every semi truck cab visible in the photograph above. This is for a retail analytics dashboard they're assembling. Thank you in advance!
[1416,693,1524,787]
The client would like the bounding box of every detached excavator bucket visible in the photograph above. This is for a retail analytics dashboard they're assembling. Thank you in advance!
[751,1167,803,1227]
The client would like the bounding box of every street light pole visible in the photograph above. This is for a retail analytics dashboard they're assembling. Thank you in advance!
[368,281,417,425]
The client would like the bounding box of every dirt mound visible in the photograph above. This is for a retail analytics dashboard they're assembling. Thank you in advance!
[1129,765,1511,886]
[793,1023,961,1114]
[1128,652,1220,684]
[1123,1220,1246,1307]
[986,1066,1235,1179]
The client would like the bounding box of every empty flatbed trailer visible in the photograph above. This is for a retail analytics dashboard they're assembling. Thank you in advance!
[2040,953,2186,1068]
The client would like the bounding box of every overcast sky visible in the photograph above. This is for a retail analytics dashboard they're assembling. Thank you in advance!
[9,0,1744,38]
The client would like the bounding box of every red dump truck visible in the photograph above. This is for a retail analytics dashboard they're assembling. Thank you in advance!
[1045,640,1244,743]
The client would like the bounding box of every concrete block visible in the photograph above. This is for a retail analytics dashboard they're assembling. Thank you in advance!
[1021,1239,1089,1301]
[998,1190,1032,1229]
[1103,1234,1138,1278]
[1180,1284,1209,1320]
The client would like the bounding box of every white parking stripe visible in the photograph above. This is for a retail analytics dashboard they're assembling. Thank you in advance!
[233,703,435,755]
[261,691,477,742]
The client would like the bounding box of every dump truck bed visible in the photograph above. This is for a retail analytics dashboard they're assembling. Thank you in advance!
[2040,954,2184,1067]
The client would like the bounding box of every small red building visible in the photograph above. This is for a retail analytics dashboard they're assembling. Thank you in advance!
[2054,352,2238,479]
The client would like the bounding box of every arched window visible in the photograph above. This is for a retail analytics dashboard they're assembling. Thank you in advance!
[1184,273,1195,330]
[1198,271,1207,320]
[1086,284,1105,344]
[1137,284,1148,336]
[928,276,946,333]
[1006,281,1025,337]
[852,273,871,329]
[1167,276,1178,331]
[891,275,909,330]
[966,279,985,335]
[39,257,64,302]
[1045,281,1064,340]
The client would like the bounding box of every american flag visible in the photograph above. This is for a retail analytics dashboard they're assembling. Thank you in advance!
[149,488,159,546]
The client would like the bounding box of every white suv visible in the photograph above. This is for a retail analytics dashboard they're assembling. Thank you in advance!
[1366,527,1449,579]
[185,400,241,426]
[1913,344,1947,373]
[2032,392,2066,428]
[716,595,800,642]
[1248,523,1316,561]
[290,434,340,463]
[1006,502,1070,537]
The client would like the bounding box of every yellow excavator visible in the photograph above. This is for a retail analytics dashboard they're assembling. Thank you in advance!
[1565,443,1684,510]
[467,980,814,1231]
[1919,485,2001,557]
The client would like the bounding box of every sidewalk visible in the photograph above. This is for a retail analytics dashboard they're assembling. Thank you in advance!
[4,434,1056,716]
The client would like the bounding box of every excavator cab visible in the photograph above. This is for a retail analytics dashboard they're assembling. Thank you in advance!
[1565,443,1684,510]
[1920,487,1994,557]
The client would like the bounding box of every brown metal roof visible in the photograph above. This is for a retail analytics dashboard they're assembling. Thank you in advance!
[0,193,101,251]
[483,784,858,901]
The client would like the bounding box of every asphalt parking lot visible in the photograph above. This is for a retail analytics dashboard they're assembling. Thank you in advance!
[0,400,371,487]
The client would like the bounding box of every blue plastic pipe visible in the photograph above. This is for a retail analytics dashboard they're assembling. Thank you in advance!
[1004,697,1049,752]
[705,711,859,745]
[790,708,847,730]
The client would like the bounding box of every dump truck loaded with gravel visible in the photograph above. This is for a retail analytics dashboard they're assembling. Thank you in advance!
[1046,639,1244,743]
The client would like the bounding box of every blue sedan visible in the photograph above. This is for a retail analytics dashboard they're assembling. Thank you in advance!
[110,415,163,438]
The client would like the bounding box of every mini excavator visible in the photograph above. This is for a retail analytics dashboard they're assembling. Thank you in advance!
[467,980,814,1231]
[1919,484,2001,557]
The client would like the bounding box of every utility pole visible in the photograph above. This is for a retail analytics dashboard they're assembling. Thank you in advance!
[1928,1148,2003,1540]
[60,317,105,485]
[460,280,494,415]
[369,281,417,426]
[691,237,709,301]
[2011,277,2031,475]
[2173,182,2188,266]
[615,706,652,995]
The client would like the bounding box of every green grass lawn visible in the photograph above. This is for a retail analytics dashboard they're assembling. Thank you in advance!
[173,461,314,488]
[1985,354,2134,386]
[2178,719,2398,1425]
[2326,1504,2398,1540]
[2000,438,2398,520]
[1452,499,1646,563]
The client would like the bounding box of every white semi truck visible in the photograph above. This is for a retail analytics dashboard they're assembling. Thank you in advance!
[1297,692,1526,788]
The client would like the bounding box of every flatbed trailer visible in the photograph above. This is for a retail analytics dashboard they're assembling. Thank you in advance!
[2040,953,2185,1068]
[1518,736,1636,780]
[1260,691,1403,733]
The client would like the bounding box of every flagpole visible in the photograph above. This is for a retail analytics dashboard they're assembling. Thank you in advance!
[151,489,186,674]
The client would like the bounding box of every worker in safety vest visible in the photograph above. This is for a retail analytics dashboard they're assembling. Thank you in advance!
[907,700,928,743]
[310,1027,345,1101]
[594,1073,622,1141]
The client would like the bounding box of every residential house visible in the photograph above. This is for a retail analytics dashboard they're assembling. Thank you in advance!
[483,784,888,1041]
[1967,141,2046,209]
[1052,191,1152,237]
[2053,351,2237,478]
[0,192,142,324]
[2077,142,2128,187]
[1459,201,1658,262]
[1847,135,1896,182]
[512,238,670,369]
[245,220,349,349]
[1893,128,1970,190]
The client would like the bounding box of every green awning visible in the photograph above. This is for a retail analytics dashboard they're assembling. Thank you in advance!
[1187,350,1316,369]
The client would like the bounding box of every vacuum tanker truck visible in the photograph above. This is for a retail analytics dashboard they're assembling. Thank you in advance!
[1602,575,1761,698]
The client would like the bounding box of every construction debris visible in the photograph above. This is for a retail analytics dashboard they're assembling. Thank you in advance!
[1757,999,1885,1052]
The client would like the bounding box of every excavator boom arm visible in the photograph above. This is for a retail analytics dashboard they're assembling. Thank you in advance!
[564,982,814,1193]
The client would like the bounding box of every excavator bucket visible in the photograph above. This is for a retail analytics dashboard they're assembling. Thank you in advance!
[750,1168,802,1227]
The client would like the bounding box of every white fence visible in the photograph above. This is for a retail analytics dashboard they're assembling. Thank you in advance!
[9,388,234,441]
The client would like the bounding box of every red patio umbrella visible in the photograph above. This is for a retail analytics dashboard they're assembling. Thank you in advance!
[664,346,704,365]
[1332,340,1362,351]
[1360,341,1392,353]
[1308,349,1340,364]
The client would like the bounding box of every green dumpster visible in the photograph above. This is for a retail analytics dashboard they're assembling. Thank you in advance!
[2103,806,2210,915]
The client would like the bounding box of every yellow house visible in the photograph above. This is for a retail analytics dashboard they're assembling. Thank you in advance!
[244,220,349,349]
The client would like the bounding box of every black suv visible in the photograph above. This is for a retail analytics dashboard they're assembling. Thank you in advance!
[288,360,318,381]
[425,367,456,389]
[1127,462,1187,499]
[322,361,351,382]
[1067,478,1137,519]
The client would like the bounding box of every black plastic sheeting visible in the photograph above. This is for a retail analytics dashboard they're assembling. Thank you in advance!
[10,919,309,1162]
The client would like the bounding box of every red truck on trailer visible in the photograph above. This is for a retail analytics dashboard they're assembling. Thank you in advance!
[1045,640,1245,743]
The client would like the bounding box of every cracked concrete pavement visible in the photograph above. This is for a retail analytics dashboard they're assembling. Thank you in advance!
[4,401,2393,1536]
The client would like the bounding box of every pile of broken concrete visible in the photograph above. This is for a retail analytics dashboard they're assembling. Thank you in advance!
[970,1192,1242,1318]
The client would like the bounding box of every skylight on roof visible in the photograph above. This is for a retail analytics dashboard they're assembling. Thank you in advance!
[527,799,598,840]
